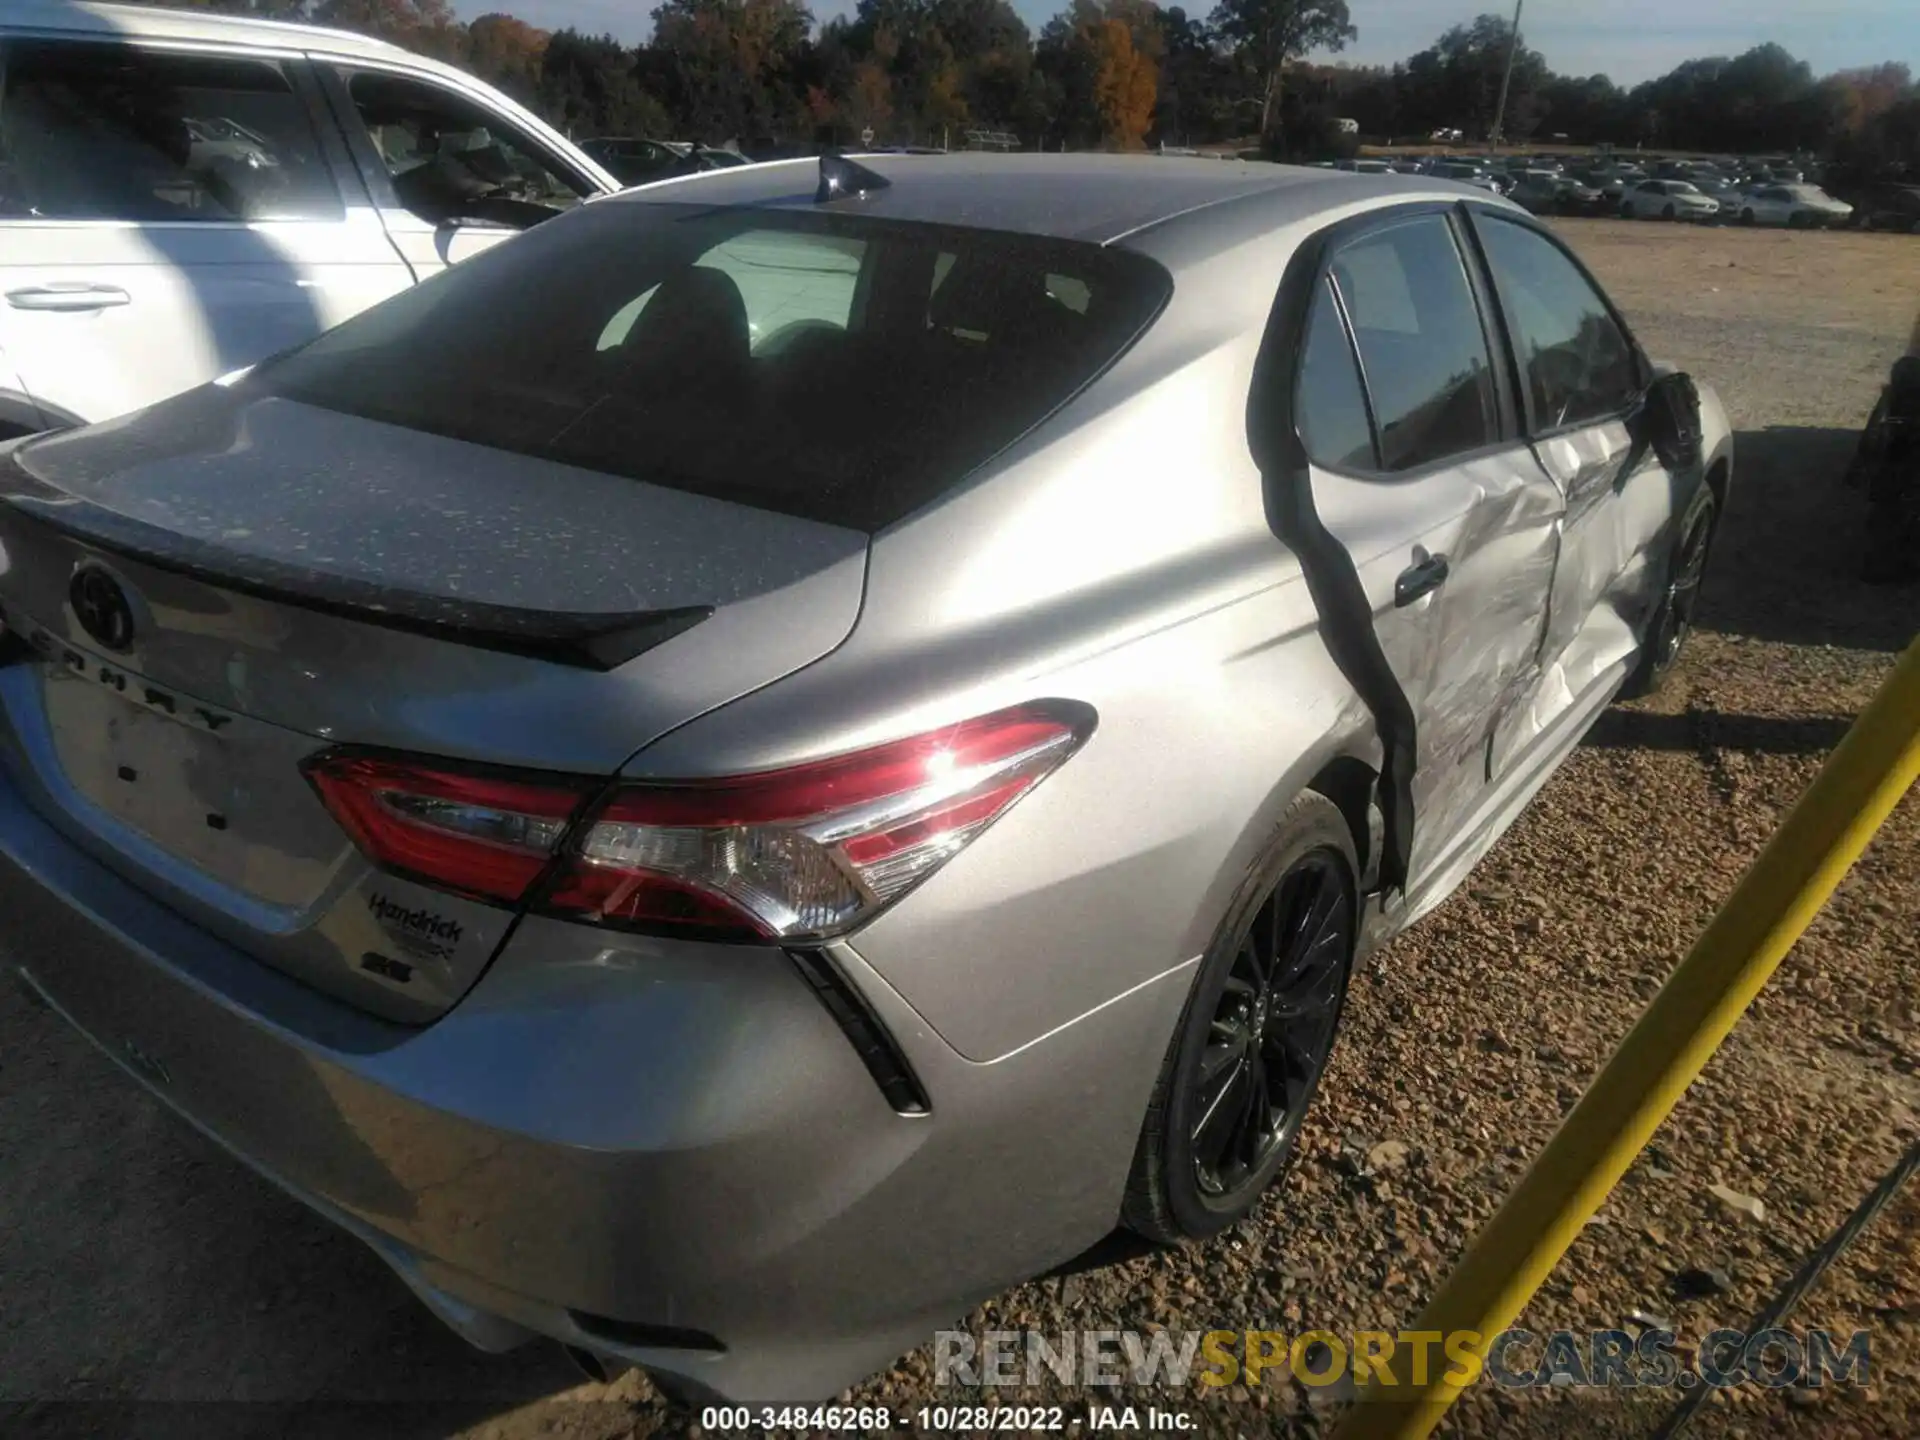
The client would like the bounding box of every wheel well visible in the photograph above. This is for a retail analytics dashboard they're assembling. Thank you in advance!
[1307,755,1377,884]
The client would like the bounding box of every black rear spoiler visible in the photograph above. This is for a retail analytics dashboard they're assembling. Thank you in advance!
[0,460,709,672]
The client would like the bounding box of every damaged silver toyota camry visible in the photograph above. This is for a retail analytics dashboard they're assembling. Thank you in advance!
[0,154,1730,1403]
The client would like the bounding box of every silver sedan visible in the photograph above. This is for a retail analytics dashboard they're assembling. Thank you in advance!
[0,154,1731,1404]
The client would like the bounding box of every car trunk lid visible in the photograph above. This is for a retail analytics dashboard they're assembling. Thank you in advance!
[0,387,868,1021]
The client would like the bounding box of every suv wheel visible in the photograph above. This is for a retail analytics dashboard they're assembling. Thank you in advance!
[1122,793,1357,1243]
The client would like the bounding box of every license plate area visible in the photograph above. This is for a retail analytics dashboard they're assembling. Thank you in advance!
[37,658,338,908]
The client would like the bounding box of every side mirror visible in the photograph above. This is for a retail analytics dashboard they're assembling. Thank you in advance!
[1633,370,1704,472]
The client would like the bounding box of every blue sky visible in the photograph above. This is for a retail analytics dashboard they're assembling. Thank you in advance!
[460,0,1917,85]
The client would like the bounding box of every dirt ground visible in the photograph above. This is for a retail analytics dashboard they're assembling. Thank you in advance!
[2,220,1918,1440]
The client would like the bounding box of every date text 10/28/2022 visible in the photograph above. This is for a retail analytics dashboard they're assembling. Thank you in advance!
[699,1406,1196,1431]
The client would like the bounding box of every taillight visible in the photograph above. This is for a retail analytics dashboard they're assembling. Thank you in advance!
[304,753,589,904]
[305,702,1093,942]
[546,701,1093,941]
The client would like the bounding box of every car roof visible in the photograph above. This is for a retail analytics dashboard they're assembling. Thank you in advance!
[3,0,408,63]
[609,152,1487,250]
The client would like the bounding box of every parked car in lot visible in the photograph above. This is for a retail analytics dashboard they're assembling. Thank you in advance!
[0,1,621,440]
[1620,179,1722,222]
[578,136,748,186]
[1429,161,1505,194]
[0,153,1730,1404]
[1842,182,1920,233]
[1734,183,1853,228]
[1585,165,1649,201]
[1509,171,1607,216]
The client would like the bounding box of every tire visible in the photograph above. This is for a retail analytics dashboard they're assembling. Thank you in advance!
[1741,208,1756,226]
[1622,485,1718,699]
[1620,202,1635,220]
[1122,792,1358,1244]
[1662,202,1676,220]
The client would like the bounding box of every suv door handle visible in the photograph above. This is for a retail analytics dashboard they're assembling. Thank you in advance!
[1394,551,1450,607]
[7,284,132,312]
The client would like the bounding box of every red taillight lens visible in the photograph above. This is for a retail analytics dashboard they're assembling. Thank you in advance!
[542,701,1093,941]
[304,753,589,904]
[306,701,1093,941]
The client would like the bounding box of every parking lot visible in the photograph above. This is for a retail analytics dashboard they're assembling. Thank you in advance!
[1,218,1916,1440]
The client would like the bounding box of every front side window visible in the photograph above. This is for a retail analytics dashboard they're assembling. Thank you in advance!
[0,39,341,221]
[1476,216,1642,431]
[342,70,591,224]
[1330,214,1499,472]
[256,202,1170,531]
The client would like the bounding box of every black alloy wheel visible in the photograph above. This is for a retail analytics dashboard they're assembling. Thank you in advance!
[1623,490,1718,698]
[1122,793,1358,1243]
[1189,854,1351,1202]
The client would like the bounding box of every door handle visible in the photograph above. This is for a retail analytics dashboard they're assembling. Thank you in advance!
[1394,551,1450,607]
[6,284,132,312]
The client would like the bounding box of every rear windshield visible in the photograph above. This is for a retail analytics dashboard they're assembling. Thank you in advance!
[255,200,1171,531]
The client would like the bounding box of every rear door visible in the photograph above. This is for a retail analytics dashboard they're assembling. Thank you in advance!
[318,62,608,279]
[1463,208,1669,760]
[0,36,415,428]
[1270,207,1563,894]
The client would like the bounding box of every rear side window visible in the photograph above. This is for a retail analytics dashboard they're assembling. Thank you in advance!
[0,40,341,221]
[1330,215,1498,472]
[1475,217,1641,430]
[257,201,1171,531]
[1295,278,1376,470]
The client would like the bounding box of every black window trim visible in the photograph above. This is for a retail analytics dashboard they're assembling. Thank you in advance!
[1282,199,1528,485]
[1458,202,1655,444]
[0,32,357,227]
[1316,272,1382,472]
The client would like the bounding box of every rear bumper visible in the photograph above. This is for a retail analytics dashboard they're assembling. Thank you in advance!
[0,761,1190,1402]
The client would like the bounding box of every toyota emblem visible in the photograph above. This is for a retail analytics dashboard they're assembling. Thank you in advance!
[70,564,136,652]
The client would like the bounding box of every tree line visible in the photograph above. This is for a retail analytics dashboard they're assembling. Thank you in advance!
[134,0,1920,172]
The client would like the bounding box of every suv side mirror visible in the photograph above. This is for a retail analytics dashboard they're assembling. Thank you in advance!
[1633,371,1704,472]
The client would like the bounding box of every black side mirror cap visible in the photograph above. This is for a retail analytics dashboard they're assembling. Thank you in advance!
[1633,371,1705,472]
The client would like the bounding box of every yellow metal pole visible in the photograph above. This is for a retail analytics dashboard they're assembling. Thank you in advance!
[1341,636,1920,1440]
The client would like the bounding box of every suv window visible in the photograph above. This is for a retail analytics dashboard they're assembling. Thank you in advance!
[256,203,1171,532]
[1294,278,1376,470]
[0,40,342,221]
[1475,216,1642,431]
[1330,214,1498,472]
[341,70,592,224]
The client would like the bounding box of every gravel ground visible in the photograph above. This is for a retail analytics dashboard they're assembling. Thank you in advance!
[2,220,1917,1440]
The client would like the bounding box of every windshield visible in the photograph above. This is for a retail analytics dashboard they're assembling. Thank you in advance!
[1670,183,1700,195]
[255,201,1171,532]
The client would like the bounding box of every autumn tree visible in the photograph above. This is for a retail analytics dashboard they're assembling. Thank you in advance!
[540,30,671,138]
[313,0,466,61]
[465,13,549,106]
[1091,19,1155,148]
[651,0,815,143]
[1207,0,1354,141]
[1399,14,1549,141]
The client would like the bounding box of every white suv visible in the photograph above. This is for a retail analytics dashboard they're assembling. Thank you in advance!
[0,1,621,438]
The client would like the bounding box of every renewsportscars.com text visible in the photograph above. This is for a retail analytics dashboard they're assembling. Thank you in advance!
[933,1326,1871,1392]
